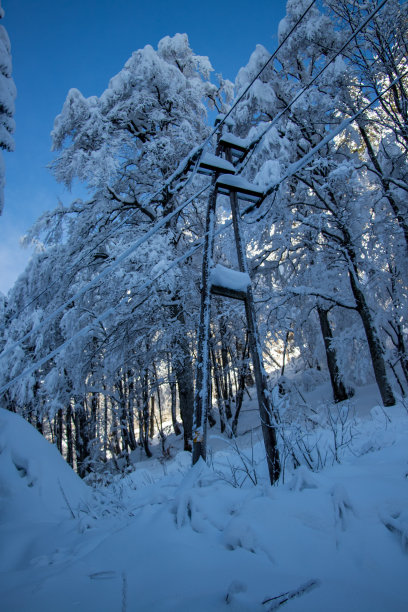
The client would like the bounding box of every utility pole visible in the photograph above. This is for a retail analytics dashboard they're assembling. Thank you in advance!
[191,128,280,484]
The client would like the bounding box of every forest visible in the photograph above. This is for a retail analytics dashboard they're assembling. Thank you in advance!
[1,1,408,610]
[0,0,407,482]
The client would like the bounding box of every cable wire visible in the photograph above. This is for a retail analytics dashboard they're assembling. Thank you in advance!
[15,152,203,317]
[2,69,403,396]
[238,0,388,173]
[0,218,234,396]
[10,1,320,321]
[242,73,406,211]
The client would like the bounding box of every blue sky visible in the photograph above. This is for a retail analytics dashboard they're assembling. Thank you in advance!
[0,0,287,293]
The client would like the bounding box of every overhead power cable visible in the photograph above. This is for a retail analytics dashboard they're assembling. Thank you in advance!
[242,73,406,211]
[0,218,234,397]
[0,307,116,396]
[2,65,400,387]
[1,71,402,396]
[238,0,389,173]
[206,0,319,137]
[2,1,390,375]
[13,1,318,317]
[15,158,204,318]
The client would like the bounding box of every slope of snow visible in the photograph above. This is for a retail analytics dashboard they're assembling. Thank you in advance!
[0,397,408,611]
[0,408,89,523]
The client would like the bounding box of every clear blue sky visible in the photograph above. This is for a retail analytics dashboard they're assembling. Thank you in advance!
[0,0,287,293]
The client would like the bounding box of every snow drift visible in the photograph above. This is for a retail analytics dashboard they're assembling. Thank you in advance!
[0,408,89,523]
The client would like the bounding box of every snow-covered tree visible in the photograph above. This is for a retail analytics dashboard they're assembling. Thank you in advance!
[229,0,401,405]
[0,1,16,213]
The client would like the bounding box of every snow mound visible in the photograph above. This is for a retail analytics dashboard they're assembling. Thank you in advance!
[0,409,89,522]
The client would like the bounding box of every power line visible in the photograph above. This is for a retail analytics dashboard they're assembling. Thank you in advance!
[3,1,322,353]
[68,0,318,250]
[1,71,402,396]
[238,0,388,173]
[1,0,390,375]
[2,69,400,391]
[15,2,318,316]
[135,1,319,205]
[207,0,319,137]
[0,218,234,397]
[0,308,115,396]
[243,73,406,211]
[15,162,203,317]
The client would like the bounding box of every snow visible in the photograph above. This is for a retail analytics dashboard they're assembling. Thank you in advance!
[200,153,236,174]
[0,409,89,523]
[217,173,263,195]
[255,159,281,189]
[1,393,408,611]
[0,24,11,78]
[0,69,16,117]
[0,15,15,213]
[215,113,234,127]
[0,150,4,212]
[210,263,251,292]
[220,132,250,150]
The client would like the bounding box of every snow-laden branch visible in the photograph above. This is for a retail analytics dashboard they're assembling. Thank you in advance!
[139,0,321,203]
[107,186,156,221]
[282,286,357,310]
[0,307,115,396]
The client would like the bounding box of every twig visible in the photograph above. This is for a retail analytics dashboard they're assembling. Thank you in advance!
[262,579,321,610]
[58,478,76,519]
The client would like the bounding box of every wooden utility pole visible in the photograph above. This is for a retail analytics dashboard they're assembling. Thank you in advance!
[192,132,280,484]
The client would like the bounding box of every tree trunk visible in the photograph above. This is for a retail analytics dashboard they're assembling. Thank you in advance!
[101,393,108,461]
[348,268,395,406]
[110,404,122,457]
[317,306,353,403]
[219,316,233,420]
[74,399,90,478]
[153,362,164,435]
[55,408,63,455]
[126,372,137,451]
[211,344,228,432]
[170,303,195,451]
[149,395,155,438]
[35,413,43,435]
[231,338,250,436]
[117,377,132,455]
[89,393,98,447]
[66,403,74,468]
[167,355,182,436]
[141,369,152,457]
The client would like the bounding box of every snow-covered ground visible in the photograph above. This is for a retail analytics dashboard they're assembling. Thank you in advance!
[1,386,408,611]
